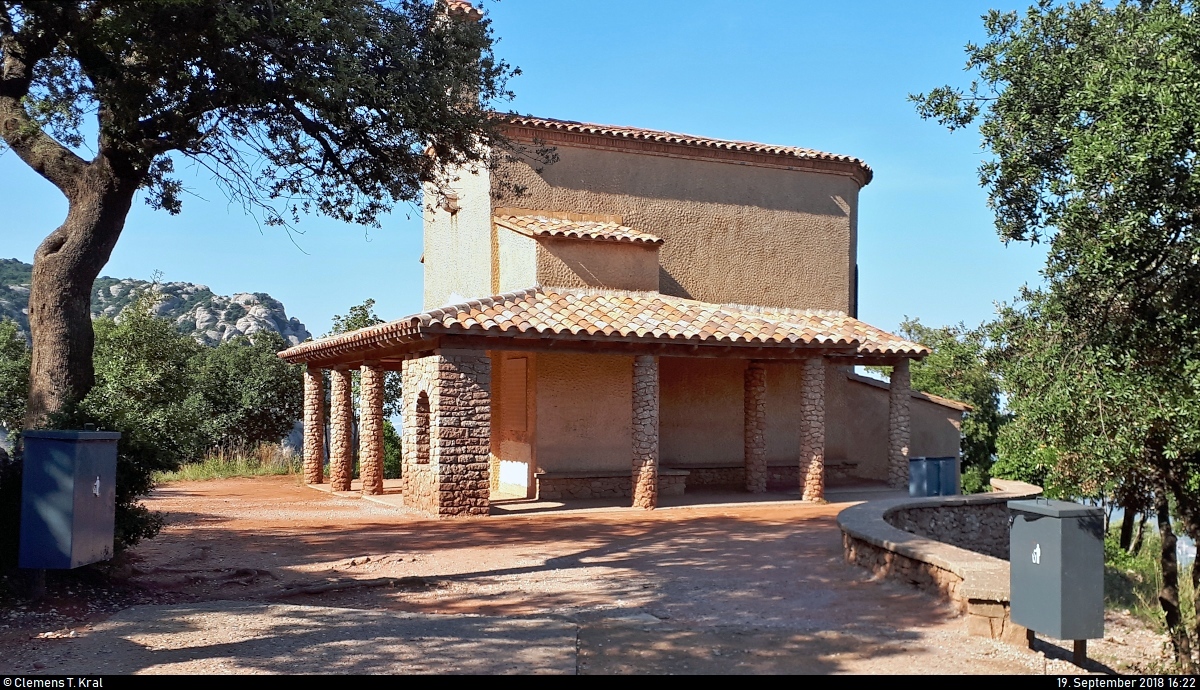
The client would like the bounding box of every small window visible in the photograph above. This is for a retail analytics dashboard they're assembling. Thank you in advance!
[416,391,431,464]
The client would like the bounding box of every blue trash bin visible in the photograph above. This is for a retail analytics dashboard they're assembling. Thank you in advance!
[18,430,121,569]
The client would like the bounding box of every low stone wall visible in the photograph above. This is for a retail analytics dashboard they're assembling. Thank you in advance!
[887,500,1011,560]
[537,470,688,500]
[837,479,1041,644]
[653,461,857,490]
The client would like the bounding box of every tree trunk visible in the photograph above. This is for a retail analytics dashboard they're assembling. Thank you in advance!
[1156,488,1195,673]
[1119,505,1136,552]
[1131,513,1147,555]
[23,158,139,428]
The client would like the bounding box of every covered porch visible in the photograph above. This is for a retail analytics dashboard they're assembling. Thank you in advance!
[277,287,928,517]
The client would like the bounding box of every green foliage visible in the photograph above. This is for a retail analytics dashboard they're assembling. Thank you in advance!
[917,2,1200,663]
[154,442,301,482]
[328,299,403,418]
[913,0,1200,360]
[0,259,31,287]
[1105,526,1196,634]
[0,292,306,553]
[0,320,30,438]
[2,0,519,227]
[383,419,402,479]
[328,298,386,336]
[189,331,303,449]
[67,295,208,546]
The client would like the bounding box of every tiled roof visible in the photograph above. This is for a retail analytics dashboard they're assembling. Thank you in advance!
[494,214,663,245]
[444,1,482,19]
[500,115,873,184]
[845,372,973,412]
[279,288,928,362]
[747,306,930,358]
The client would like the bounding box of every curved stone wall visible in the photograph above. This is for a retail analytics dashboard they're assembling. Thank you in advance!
[837,479,1041,643]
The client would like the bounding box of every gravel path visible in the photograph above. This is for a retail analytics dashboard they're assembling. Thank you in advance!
[0,477,1171,674]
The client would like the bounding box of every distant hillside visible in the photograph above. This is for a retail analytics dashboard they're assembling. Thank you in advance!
[0,259,311,346]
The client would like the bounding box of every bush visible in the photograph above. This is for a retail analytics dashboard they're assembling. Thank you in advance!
[0,320,29,438]
[383,419,401,479]
[154,442,301,482]
[1104,526,1196,632]
[188,331,303,450]
[0,293,306,559]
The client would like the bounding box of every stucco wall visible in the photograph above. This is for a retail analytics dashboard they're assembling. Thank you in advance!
[535,238,660,291]
[493,146,858,312]
[495,227,537,295]
[763,361,803,466]
[534,352,633,472]
[423,164,494,309]
[842,375,964,481]
[910,396,965,458]
[660,357,745,466]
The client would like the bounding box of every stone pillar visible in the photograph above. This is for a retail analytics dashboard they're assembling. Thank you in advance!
[329,367,354,492]
[359,363,385,496]
[800,356,826,502]
[401,352,491,517]
[632,355,660,509]
[744,361,767,493]
[303,365,325,484]
[887,359,912,490]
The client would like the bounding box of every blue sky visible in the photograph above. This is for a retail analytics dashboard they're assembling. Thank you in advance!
[0,0,1046,338]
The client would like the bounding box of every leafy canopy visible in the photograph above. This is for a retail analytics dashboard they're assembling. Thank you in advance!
[0,319,29,437]
[912,0,1200,355]
[328,298,402,417]
[1,0,515,224]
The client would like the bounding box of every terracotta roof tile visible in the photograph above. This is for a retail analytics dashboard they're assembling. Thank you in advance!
[279,288,929,362]
[494,214,663,245]
[500,114,873,185]
[443,1,482,20]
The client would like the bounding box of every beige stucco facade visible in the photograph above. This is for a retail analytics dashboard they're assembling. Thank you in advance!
[487,350,964,497]
[494,147,858,312]
[287,114,965,515]
[423,142,859,314]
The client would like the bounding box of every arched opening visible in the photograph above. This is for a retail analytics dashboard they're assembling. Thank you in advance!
[416,391,431,464]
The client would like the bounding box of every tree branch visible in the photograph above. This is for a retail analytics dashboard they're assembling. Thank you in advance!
[0,6,87,195]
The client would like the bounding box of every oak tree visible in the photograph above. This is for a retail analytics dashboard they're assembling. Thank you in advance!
[0,0,513,426]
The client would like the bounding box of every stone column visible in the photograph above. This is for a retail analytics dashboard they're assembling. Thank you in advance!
[744,361,767,493]
[887,359,912,489]
[359,363,385,496]
[400,352,491,517]
[434,351,492,516]
[303,365,325,484]
[800,356,826,502]
[329,367,354,492]
[632,355,660,509]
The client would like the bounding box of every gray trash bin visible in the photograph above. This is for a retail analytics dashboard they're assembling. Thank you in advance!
[18,430,121,569]
[1008,498,1104,642]
[909,456,960,497]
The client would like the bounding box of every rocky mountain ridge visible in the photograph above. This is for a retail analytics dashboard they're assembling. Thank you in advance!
[0,259,310,346]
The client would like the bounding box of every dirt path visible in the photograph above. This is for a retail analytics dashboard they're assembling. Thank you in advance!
[0,477,1172,674]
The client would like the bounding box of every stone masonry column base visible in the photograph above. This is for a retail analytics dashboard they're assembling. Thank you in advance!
[744,362,767,493]
[329,368,354,492]
[359,363,385,496]
[402,352,491,517]
[632,355,660,509]
[800,357,826,502]
[887,359,912,490]
[302,365,325,484]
